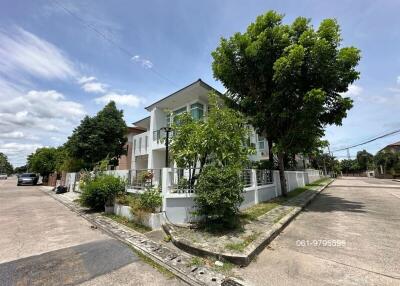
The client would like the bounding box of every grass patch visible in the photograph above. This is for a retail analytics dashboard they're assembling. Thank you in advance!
[241,201,280,221]
[189,256,236,275]
[103,213,151,233]
[225,232,259,252]
[190,256,204,267]
[286,187,308,198]
[128,245,176,279]
[241,178,332,221]
[212,260,235,274]
[306,177,331,187]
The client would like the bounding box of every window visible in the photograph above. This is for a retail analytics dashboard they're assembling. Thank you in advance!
[258,135,265,150]
[173,107,187,124]
[139,137,142,152]
[166,113,171,127]
[145,136,148,151]
[133,139,136,154]
[190,103,204,121]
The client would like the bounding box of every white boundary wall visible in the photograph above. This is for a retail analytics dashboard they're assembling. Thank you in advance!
[65,168,323,224]
[162,168,323,224]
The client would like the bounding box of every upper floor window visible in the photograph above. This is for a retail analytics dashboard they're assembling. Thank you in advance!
[173,107,187,124]
[258,135,266,150]
[190,103,204,121]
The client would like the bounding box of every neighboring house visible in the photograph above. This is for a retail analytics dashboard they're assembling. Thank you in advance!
[116,126,146,170]
[380,141,400,153]
[130,79,269,171]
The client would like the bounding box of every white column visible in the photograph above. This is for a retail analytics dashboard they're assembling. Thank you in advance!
[161,168,170,212]
[252,169,258,205]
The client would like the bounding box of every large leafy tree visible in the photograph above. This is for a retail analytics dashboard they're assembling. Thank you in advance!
[374,150,399,175]
[66,101,127,169]
[170,93,252,173]
[27,147,58,178]
[0,153,14,175]
[212,11,360,196]
[356,149,374,171]
[170,94,253,226]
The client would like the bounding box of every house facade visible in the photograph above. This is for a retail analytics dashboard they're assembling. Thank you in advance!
[380,141,400,153]
[130,79,269,172]
[116,126,146,170]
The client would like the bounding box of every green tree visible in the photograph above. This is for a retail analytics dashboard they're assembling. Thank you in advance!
[27,147,58,179]
[340,159,354,174]
[66,101,127,169]
[212,11,360,196]
[356,150,374,171]
[170,93,252,179]
[0,153,14,175]
[374,151,399,175]
[14,165,28,174]
[170,93,253,226]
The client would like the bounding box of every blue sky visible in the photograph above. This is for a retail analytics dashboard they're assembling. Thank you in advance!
[1,0,400,166]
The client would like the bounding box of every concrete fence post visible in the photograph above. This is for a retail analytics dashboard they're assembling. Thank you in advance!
[252,169,258,204]
[161,168,170,212]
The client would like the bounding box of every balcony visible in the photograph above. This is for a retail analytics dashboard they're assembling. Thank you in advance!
[133,132,149,156]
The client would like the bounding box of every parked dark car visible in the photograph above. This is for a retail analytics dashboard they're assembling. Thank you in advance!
[17,173,39,186]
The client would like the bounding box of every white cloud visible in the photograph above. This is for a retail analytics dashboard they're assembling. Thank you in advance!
[78,76,108,93]
[78,76,97,84]
[0,27,77,81]
[387,87,400,93]
[82,81,108,93]
[343,84,363,98]
[95,92,144,107]
[0,142,43,166]
[0,131,24,139]
[131,55,153,69]
[397,76,400,85]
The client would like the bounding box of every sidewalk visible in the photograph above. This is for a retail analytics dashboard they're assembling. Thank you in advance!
[165,178,334,266]
[40,187,243,286]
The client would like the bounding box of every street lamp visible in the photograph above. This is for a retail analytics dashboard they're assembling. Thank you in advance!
[160,126,173,167]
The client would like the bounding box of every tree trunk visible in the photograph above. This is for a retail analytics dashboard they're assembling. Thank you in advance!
[267,137,274,170]
[278,151,288,197]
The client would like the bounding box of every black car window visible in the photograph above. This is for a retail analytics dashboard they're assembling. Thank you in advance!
[21,174,36,178]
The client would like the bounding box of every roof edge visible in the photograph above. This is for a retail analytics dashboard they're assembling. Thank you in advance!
[144,79,222,111]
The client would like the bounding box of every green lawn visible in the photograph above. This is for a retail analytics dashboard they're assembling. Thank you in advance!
[242,177,332,221]
[103,213,151,233]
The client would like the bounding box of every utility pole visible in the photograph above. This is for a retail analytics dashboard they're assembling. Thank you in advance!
[346,148,351,160]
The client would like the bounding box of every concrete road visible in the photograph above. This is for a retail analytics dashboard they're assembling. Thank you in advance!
[238,177,400,286]
[0,177,183,286]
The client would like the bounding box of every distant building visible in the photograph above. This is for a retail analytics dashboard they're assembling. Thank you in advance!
[116,126,146,170]
[380,141,400,153]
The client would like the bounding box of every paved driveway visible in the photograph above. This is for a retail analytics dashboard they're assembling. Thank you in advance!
[0,177,182,286]
[238,177,400,286]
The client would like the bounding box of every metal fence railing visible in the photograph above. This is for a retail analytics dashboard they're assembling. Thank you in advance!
[256,169,273,186]
[168,168,200,194]
[128,169,162,190]
[242,169,252,188]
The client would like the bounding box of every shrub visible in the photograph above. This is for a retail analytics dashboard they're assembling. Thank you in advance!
[80,174,126,211]
[194,165,244,228]
[138,187,162,212]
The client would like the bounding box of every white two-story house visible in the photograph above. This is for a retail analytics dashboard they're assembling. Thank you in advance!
[130,79,269,172]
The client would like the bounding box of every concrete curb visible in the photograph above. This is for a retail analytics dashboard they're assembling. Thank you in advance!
[165,179,335,266]
[40,187,247,286]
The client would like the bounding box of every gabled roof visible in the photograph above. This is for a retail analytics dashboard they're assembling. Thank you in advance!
[145,79,222,111]
[387,141,400,147]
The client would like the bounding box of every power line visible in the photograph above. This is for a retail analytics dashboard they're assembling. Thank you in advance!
[52,0,177,86]
[331,128,400,153]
